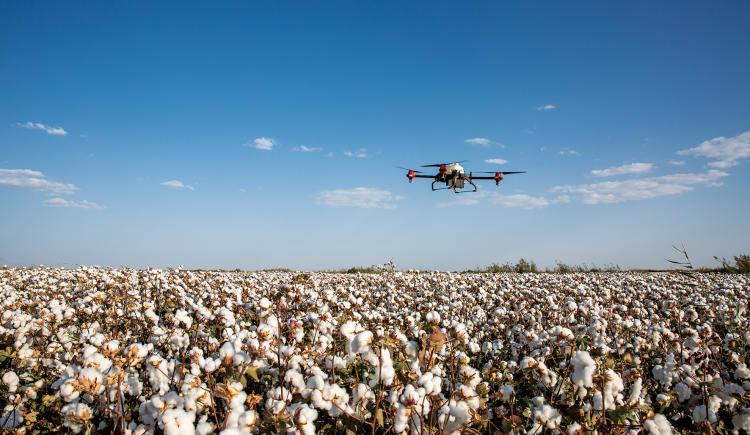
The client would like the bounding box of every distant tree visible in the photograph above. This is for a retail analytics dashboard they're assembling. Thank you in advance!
[514,258,538,273]
[734,254,750,273]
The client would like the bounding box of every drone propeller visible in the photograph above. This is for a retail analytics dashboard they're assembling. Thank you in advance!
[473,171,526,174]
[396,166,425,173]
[420,160,468,167]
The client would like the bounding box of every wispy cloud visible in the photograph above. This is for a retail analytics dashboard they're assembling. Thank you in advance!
[591,162,654,177]
[0,169,77,194]
[465,137,491,146]
[484,158,507,165]
[17,121,68,136]
[438,191,549,209]
[160,180,194,190]
[677,131,750,169]
[537,104,556,111]
[491,193,550,209]
[247,137,275,151]
[293,145,321,152]
[551,170,728,204]
[43,197,102,209]
[318,187,399,208]
[668,160,686,166]
[558,148,579,156]
[344,148,368,158]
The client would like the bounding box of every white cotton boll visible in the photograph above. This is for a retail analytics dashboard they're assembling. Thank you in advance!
[174,309,193,329]
[652,354,679,387]
[305,374,325,395]
[735,364,750,380]
[2,371,19,393]
[693,405,708,423]
[60,379,80,402]
[351,331,373,354]
[237,410,257,431]
[219,342,235,363]
[531,399,562,430]
[62,402,93,433]
[426,311,441,324]
[419,372,442,396]
[123,343,151,365]
[459,365,481,388]
[351,383,374,412]
[642,413,672,435]
[259,297,272,309]
[567,422,582,434]
[376,348,396,386]
[692,395,721,424]
[232,352,249,366]
[674,382,691,402]
[103,339,121,354]
[592,370,624,412]
[339,320,361,340]
[627,377,643,406]
[288,402,318,435]
[202,357,219,373]
[266,386,292,415]
[79,367,105,395]
[84,352,113,373]
[468,341,481,354]
[443,400,472,433]
[500,384,514,401]
[732,411,750,434]
[196,421,214,435]
[323,355,346,370]
[284,369,306,394]
[393,404,410,433]
[570,351,595,389]
[404,340,419,359]
[160,409,196,435]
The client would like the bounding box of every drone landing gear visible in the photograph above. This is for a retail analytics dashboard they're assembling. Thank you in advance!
[431,180,478,193]
[454,179,478,194]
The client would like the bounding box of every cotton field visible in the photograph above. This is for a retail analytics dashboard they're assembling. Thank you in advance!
[1,268,749,434]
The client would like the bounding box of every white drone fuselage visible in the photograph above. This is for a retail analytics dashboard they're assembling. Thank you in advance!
[446,163,465,175]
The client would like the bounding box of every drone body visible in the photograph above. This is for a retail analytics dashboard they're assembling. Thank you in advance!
[399,161,525,193]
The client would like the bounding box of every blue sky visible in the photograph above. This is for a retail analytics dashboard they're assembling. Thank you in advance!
[1,1,749,270]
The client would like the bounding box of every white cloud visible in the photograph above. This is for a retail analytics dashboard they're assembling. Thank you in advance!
[677,131,750,169]
[438,191,549,209]
[160,180,194,190]
[344,148,368,158]
[17,121,68,136]
[43,197,102,209]
[491,193,549,209]
[0,168,77,194]
[537,104,556,111]
[558,148,579,156]
[484,158,507,165]
[591,162,654,177]
[668,160,686,166]
[465,137,491,146]
[293,145,320,152]
[551,170,728,204]
[318,187,399,208]
[248,137,275,151]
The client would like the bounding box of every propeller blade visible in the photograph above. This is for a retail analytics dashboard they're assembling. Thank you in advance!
[473,171,526,174]
[396,166,424,173]
[420,160,467,167]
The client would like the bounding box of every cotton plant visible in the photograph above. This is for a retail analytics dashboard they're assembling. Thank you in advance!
[0,267,748,433]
